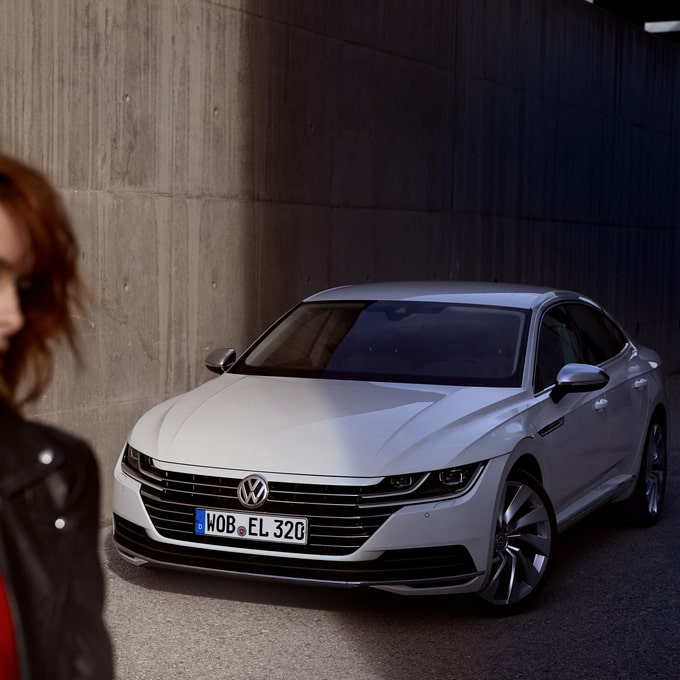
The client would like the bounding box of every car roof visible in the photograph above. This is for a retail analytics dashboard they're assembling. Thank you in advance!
[304,281,585,310]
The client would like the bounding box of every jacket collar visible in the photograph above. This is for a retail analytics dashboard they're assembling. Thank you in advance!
[0,400,66,498]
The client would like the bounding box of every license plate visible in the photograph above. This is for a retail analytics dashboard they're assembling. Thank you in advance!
[195,508,308,545]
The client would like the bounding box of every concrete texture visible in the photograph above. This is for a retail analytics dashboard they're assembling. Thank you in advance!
[0,0,678,516]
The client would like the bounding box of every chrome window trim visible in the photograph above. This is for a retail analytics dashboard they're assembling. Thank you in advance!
[531,299,632,395]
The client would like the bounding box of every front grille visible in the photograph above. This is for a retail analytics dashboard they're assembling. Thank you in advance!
[113,515,478,586]
[136,460,408,556]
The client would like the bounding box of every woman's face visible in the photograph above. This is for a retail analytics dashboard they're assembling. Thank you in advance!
[0,204,29,366]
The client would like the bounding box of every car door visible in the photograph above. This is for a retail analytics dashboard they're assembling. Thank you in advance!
[532,303,611,514]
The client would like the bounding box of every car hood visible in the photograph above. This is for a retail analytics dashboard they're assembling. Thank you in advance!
[130,374,523,478]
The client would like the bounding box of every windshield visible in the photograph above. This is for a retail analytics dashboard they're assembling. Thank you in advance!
[232,301,530,387]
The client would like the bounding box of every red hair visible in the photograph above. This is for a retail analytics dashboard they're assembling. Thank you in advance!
[0,153,82,407]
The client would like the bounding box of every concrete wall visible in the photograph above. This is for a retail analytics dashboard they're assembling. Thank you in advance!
[1,0,678,515]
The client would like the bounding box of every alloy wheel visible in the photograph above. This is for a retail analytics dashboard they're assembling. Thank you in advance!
[479,473,555,609]
[644,421,666,518]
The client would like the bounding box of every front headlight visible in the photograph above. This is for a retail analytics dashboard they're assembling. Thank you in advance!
[122,443,143,475]
[395,462,482,500]
[360,462,485,508]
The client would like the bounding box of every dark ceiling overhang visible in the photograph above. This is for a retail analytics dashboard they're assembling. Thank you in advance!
[593,0,680,42]
[593,1,680,25]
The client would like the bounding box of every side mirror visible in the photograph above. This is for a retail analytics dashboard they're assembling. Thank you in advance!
[550,363,609,403]
[205,348,237,374]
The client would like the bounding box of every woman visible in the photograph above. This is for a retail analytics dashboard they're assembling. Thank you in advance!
[0,153,113,679]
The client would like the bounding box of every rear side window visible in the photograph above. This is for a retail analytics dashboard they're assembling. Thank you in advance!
[567,304,627,365]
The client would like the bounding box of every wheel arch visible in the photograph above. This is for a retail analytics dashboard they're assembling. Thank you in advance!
[480,444,547,590]
[507,453,543,484]
[650,403,667,439]
[477,468,557,611]
[635,402,668,477]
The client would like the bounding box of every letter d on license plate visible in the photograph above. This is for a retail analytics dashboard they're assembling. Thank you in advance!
[195,508,307,545]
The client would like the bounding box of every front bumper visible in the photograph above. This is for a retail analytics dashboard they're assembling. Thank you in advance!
[111,455,507,595]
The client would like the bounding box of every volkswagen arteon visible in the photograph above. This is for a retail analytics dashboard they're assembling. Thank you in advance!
[112,282,668,612]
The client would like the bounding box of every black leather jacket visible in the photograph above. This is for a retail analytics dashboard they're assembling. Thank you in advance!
[0,401,113,679]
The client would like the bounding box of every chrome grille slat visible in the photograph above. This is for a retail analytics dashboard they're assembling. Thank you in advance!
[142,487,364,508]
[315,524,383,531]
[142,491,392,521]
[269,491,360,499]
[266,498,360,507]
[145,503,388,525]
[150,489,364,506]
[137,468,405,556]
[313,533,369,540]
[149,516,190,528]
[147,510,191,524]
[154,480,239,492]
[146,506,191,519]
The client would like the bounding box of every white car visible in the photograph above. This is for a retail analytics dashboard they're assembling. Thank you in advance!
[112,282,668,612]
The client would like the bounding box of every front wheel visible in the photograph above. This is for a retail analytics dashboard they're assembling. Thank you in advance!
[478,471,556,614]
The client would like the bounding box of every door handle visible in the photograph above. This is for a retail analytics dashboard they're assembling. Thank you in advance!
[594,398,608,413]
[634,378,648,391]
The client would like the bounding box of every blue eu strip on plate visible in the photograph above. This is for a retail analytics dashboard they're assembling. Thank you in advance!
[195,508,205,534]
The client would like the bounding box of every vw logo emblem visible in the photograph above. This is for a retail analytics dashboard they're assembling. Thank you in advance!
[237,474,269,509]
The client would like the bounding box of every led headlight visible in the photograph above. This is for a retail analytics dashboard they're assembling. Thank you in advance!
[419,462,481,496]
[383,462,484,503]
[439,467,471,487]
[390,475,414,490]
[122,443,143,475]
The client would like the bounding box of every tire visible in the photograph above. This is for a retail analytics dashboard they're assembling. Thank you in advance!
[478,471,556,614]
[624,420,667,526]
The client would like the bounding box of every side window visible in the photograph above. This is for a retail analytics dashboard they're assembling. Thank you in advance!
[603,316,627,350]
[567,304,626,365]
[535,305,582,392]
